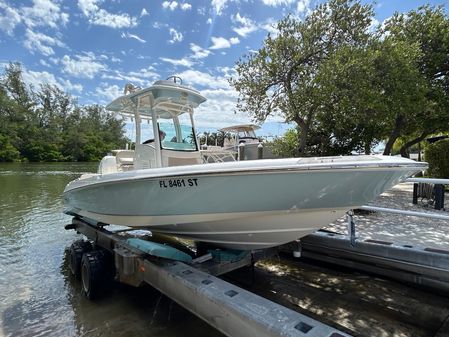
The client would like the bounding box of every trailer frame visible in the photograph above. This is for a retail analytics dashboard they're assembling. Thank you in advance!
[65,216,351,337]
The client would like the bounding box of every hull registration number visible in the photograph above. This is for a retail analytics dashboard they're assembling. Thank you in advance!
[159,178,199,188]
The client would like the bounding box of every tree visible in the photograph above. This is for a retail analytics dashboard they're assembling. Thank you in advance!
[266,129,299,158]
[382,5,449,156]
[0,62,128,162]
[312,43,385,155]
[425,139,449,178]
[230,0,374,156]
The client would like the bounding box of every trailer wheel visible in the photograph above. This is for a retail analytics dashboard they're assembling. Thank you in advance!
[69,240,92,279]
[81,250,113,300]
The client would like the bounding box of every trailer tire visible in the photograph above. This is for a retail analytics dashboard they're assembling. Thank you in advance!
[69,240,92,279]
[81,250,113,300]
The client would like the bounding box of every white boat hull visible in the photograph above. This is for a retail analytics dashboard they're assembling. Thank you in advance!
[64,156,426,250]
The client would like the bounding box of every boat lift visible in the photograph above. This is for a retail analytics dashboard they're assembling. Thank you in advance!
[292,199,449,294]
[65,216,351,337]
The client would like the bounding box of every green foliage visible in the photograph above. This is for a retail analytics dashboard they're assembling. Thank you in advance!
[230,0,374,155]
[266,129,299,158]
[231,1,449,157]
[0,134,20,162]
[425,139,449,178]
[381,5,449,156]
[0,63,128,162]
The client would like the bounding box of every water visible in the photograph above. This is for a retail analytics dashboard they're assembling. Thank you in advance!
[0,163,223,337]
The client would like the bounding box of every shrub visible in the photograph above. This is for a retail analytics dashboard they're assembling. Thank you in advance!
[0,135,20,162]
[425,139,449,178]
[266,129,299,158]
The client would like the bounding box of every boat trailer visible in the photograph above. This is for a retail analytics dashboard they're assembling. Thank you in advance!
[65,217,351,337]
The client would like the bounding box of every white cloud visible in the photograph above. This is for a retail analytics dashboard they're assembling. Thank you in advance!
[60,79,83,93]
[261,17,279,36]
[211,0,228,15]
[229,37,239,44]
[140,8,149,17]
[61,54,106,79]
[22,69,59,89]
[96,83,122,101]
[121,32,146,43]
[22,69,83,94]
[206,18,212,24]
[233,12,249,25]
[22,0,69,29]
[190,43,211,59]
[175,70,230,90]
[160,57,194,68]
[262,0,295,6]
[233,25,258,38]
[217,66,237,78]
[296,0,310,14]
[168,28,183,44]
[39,59,50,67]
[0,2,21,35]
[369,17,380,32]
[153,21,168,29]
[210,36,239,49]
[232,13,258,37]
[24,29,65,56]
[196,87,248,129]
[128,66,158,79]
[0,0,69,35]
[78,0,137,28]
[49,57,59,65]
[162,1,191,12]
[162,1,178,11]
[101,67,157,87]
[180,3,192,11]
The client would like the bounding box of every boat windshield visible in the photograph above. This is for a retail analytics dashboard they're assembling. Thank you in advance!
[238,130,257,139]
[159,113,197,151]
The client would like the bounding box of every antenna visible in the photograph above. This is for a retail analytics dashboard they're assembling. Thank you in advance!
[166,76,183,85]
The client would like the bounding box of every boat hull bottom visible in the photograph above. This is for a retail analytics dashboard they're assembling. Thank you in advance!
[73,207,352,250]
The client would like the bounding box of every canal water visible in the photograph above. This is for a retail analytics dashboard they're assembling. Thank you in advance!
[0,163,223,337]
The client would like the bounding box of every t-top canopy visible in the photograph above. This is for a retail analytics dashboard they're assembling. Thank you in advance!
[106,79,207,119]
[219,124,261,133]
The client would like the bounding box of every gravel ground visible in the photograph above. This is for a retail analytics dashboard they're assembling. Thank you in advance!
[323,182,449,250]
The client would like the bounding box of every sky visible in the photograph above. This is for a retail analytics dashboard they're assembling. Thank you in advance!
[0,0,447,138]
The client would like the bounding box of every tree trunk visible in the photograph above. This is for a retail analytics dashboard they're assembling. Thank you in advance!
[383,115,404,155]
[364,141,371,155]
[296,119,308,156]
[399,131,431,158]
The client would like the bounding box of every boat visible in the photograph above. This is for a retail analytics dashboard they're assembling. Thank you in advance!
[221,124,275,160]
[220,124,261,147]
[63,77,427,250]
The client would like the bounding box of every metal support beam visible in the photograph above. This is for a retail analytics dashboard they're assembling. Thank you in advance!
[413,183,418,205]
[299,231,449,293]
[143,259,351,337]
[435,184,445,210]
[359,206,449,220]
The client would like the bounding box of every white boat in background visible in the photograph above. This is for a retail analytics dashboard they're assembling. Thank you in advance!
[220,124,276,160]
[63,77,427,250]
[220,124,261,147]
